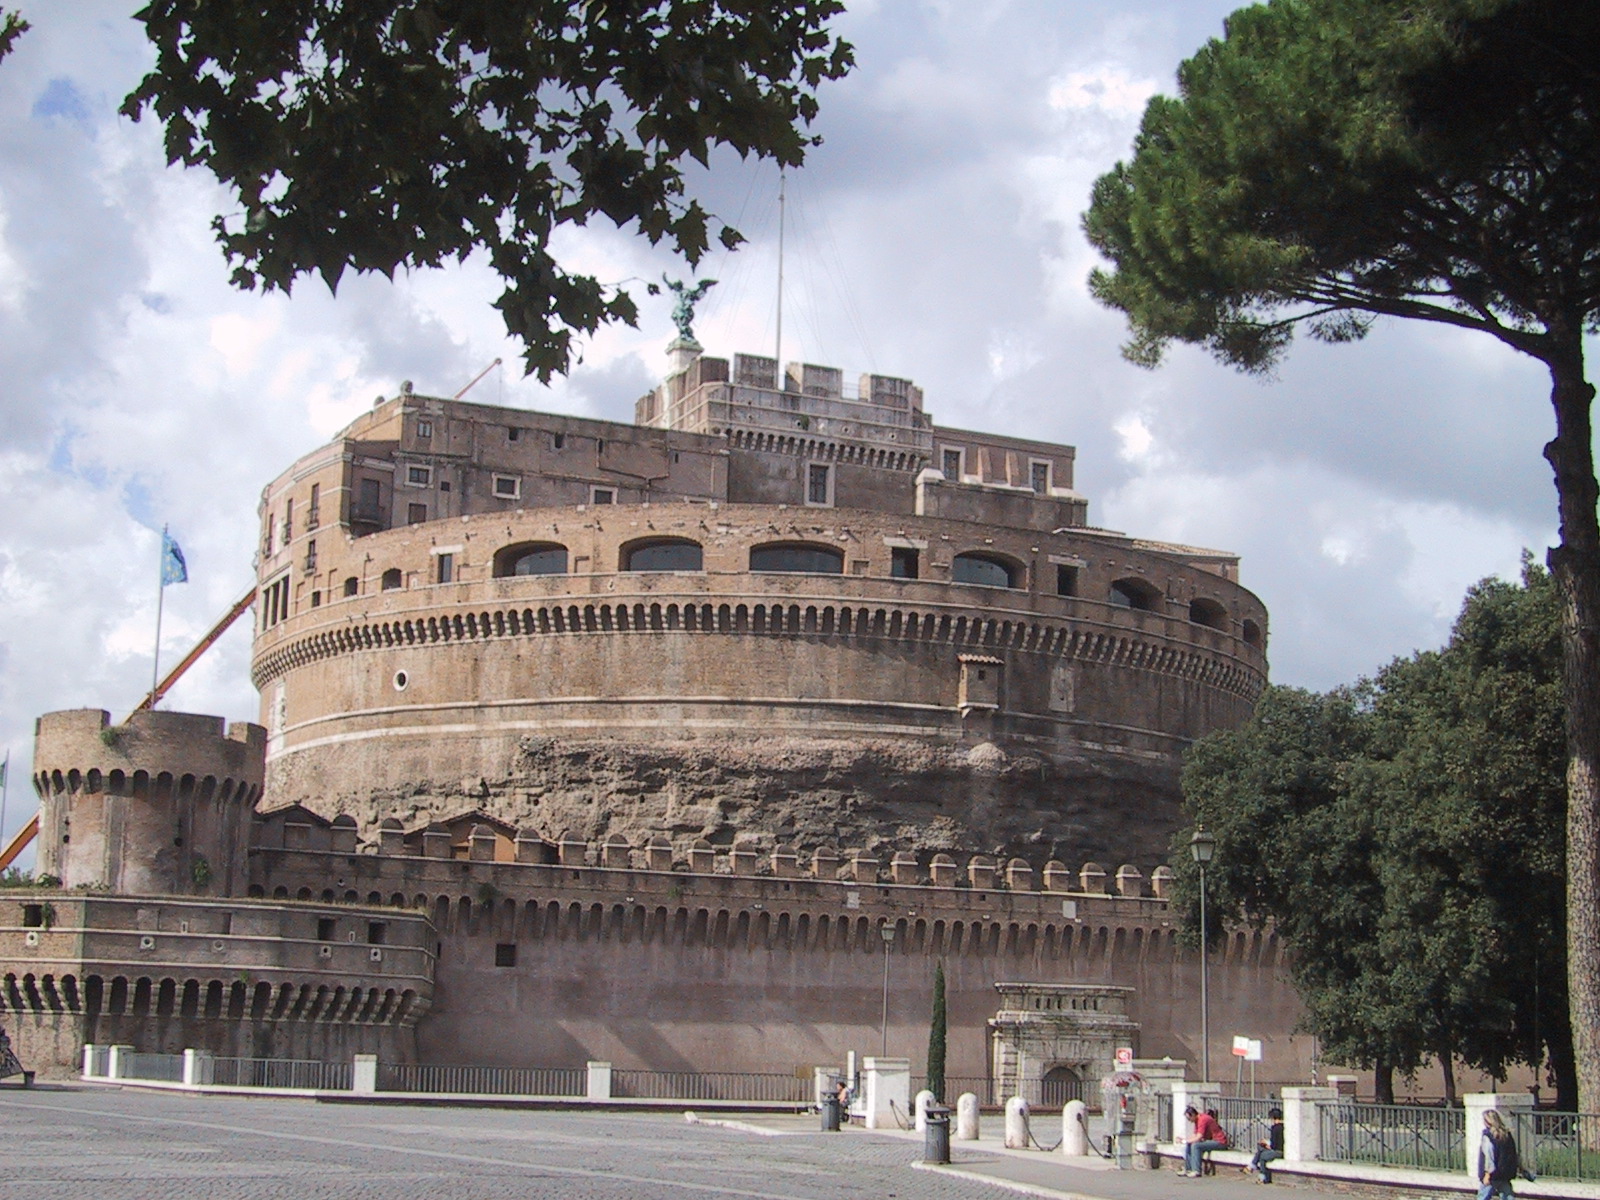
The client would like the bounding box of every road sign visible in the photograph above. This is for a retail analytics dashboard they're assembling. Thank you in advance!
[1115,1046,1133,1067]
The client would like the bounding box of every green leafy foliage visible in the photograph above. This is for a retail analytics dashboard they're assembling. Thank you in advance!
[1178,563,1571,1105]
[1087,0,1600,1113]
[1083,0,1600,373]
[121,1,853,380]
[926,960,947,1103]
[0,10,26,63]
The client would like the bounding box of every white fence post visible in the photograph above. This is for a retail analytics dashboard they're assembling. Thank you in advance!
[352,1054,378,1095]
[81,1043,98,1079]
[1282,1085,1338,1164]
[586,1060,612,1101]
[1005,1096,1031,1149]
[956,1092,981,1140]
[1063,1099,1090,1156]
[862,1057,909,1131]
[105,1044,134,1081]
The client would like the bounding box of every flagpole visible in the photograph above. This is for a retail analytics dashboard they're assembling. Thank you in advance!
[152,524,168,706]
[0,749,9,861]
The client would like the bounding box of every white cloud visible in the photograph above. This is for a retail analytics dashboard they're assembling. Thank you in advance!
[1048,66,1159,118]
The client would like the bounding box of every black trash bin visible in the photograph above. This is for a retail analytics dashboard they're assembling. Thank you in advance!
[820,1095,842,1132]
[923,1106,952,1164]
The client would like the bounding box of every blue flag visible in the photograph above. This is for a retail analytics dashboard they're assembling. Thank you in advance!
[161,530,188,586]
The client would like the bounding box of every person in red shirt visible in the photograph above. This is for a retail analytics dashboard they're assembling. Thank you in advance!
[1183,1105,1228,1176]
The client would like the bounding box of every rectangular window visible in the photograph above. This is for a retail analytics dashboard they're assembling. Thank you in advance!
[281,498,293,546]
[1056,565,1078,597]
[406,465,431,487]
[590,487,615,505]
[436,553,453,584]
[552,432,565,450]
[1031,460,1051,495]
[304,538,317,571]
[310,590,321,608]
[407,503,427,525]
[316,917,336,941]
[307,483,320,529]
[507,426,520,441]
[416,419,432,439]
[806,463,832,506]
[264,513,274,557]
[493,474,520,499]
[891,547,920,579]
[494,943,518,967]
[367,921,387,946]
[942,448,963,480]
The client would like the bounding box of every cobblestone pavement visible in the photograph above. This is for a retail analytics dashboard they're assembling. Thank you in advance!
[0,1088,1032,1200]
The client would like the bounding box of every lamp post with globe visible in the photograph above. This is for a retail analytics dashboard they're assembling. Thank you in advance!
[1189,825,1217,1082]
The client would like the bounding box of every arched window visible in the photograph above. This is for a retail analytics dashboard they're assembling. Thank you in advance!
[1189,598,1228,630]
[1242,619,1263,647]
[380,568,403,591]
[342,576,359,597]
[621,538,703,572]
[749,542,844,574]
[1109,577,1161,611]
[952,552,1020,589]
[493,542,568,577]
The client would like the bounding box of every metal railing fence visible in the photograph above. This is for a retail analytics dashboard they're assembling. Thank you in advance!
[210,1057,352,1090]
[1319,1102,1465,1169]
[1511,1109,1600,1181]
[609,1070,809,1103]
[1216,1095,1280,1152]
[120,1052,184,1082]
[378,1063,586,1096]
[912,1075,998,1105]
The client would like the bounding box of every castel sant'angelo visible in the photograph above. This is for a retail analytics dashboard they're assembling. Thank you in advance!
[5,334,1302,1094]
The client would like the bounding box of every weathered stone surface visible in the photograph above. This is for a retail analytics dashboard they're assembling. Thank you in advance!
[279,732,1183,871]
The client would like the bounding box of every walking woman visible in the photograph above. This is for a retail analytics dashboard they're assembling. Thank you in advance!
[1478,1110,1521,1200]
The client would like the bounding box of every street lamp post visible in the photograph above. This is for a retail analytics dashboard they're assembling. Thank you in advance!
[1189,825,1217,1083]
[879,922,896,1057]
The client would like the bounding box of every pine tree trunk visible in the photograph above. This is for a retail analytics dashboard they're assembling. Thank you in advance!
[1376,1062,1395,1105]
[1543,336,1600,1116]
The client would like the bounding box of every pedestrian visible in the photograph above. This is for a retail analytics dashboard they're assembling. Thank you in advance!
[1182,1105,1228,1177]
[1478,1110,1521,1200]
[0,1025,24,1082]
[836,1077,853,1125]
[1250,1107,1284,1183]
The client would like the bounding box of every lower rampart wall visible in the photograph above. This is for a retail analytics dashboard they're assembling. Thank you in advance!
[252,847,1311,1084]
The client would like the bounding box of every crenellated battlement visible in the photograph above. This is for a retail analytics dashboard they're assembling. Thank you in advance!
[33,709,267,898]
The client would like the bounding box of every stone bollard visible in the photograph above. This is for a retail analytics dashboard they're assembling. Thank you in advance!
[1005,1097,1031,1149]
[1063,1099,1089,1155]
[915,1089,936,1132]
[956,1093,981,1141]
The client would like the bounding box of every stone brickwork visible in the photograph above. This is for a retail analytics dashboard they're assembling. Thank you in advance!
[0,892,433,1073]
[32,709,265,897]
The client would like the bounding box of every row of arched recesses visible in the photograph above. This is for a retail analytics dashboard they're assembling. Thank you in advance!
[36,767,259,805]
[252,596,1266,702]
[0,971,420,1024]
[255,891,1278,967]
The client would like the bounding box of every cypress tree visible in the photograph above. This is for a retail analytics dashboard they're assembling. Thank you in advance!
[926,961,947,1102]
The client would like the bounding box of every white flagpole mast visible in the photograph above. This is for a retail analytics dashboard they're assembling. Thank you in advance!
[0,749,9,860]
[152,523,168,707]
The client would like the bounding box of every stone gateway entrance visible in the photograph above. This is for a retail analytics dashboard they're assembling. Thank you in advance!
[990,982,1139,1104]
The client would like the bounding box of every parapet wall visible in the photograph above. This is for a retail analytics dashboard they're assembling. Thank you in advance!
[33,709,266,896]
[0,892,433,1075]
[247,831,1299,1080]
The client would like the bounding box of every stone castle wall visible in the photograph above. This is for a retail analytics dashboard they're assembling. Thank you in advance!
[0,893,433,1075]
[248,827,1309,1084]
[251,500,1266,865]
[31,709,266,897]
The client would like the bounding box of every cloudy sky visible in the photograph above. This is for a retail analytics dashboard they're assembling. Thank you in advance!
[0,2,1577,854]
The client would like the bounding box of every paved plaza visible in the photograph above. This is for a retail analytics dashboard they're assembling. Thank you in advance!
[0,1085,1387,1200]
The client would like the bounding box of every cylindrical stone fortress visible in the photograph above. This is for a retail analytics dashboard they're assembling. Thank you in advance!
[249,350,1268,868]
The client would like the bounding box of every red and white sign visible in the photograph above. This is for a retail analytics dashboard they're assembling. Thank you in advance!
[1231,1036,1263,1061]
[1115,1046,1134,1067]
